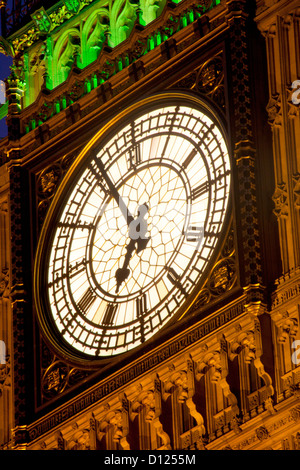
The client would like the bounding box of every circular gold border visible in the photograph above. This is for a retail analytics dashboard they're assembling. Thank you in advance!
[34,91,230,366]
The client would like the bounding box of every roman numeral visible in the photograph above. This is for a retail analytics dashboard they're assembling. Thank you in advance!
[78,287,96,313]
[136,294,147,318]
[128,144,141,169]
[204,226,218,243]
[58,220,95,231]
[136,294,147,343]
[48,258,88,289]
[166,266,180,285]
[102,303,118,326]
[182,148,197,169]
[69,257,87,274]
[191,181,210,200]
[166,267,187,296]
[161,110,180,157]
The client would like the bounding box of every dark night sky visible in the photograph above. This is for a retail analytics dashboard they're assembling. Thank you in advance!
[0,0,14,137]
[0,54,13,138]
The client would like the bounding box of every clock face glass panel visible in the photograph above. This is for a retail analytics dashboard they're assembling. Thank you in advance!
[42,101,231,359]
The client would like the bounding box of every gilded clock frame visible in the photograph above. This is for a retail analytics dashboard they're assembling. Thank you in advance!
[34,91,232,367]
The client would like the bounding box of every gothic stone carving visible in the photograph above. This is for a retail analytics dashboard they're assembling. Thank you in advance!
[272,182,289,219]
[36,152,78,232]
[172,52,226,112]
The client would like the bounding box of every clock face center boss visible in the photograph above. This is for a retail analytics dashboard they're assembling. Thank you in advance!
[35,97,231,360]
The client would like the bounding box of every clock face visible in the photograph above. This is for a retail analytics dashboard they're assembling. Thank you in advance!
[36,97,231,360]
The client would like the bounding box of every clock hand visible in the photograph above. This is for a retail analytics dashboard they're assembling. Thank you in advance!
[115,204,150,293]
[115,238,136,293]
[92,150,134,226]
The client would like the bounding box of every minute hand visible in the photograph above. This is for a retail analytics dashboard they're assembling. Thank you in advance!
[92,151,134,225]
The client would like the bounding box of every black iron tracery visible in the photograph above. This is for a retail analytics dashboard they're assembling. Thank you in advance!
[42,104,230,358]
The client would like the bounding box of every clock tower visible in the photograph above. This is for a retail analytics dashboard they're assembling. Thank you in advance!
[1,0,300,451]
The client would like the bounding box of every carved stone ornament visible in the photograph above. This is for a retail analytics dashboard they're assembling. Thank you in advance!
[37,164,62,199]
[264,396,277,415]
[230,331,256,364]
[290,382,300,400]
[174,53,225,111]
[41,361,69,398]
[164,370,190,403]
[293,173,300,209]
[272,182,289,219]
[58,426,91,450]
[277,317,298,343]
[69,429,91,450]
[36,153,78,231]
[294,432,300,450]
[192,227,237,310]
[0,268,9,298]
[40,338,91,403]
[230,415,242,434]
[195,351,222,383]
[0,347,10,396]
[290,405,300,422]
[94,408,130,449]
[207,258,236,296]
[131,389,157,422]
[266,93,282,127]
[196,56,225,107]
[256,426,269,441]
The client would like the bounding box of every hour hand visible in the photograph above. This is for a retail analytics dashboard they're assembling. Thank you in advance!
[115,204,150,293]
[128,204,150,250]
[115,239,136,293]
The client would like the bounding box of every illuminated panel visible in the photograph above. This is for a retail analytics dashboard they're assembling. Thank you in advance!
[45,101,231,358]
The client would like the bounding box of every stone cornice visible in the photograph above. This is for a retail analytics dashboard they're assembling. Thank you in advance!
[0,6,229,163]
[207,395,300,450]
[255,0,300,31]
[3,0,97,44]
[271,268,300,310]
[1,0,223,55]
[14,295,247,446]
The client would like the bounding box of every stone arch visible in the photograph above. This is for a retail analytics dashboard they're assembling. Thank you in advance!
[139,0,167,26]
[53,28,81,87]
[82,9,109,67]
[108,0,138,48]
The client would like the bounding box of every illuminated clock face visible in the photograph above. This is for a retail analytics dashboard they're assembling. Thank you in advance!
[38,98,231,359]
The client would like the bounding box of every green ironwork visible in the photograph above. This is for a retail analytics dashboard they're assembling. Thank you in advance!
[31,7,52,33]
[63,0,81,14]
[0,102,8,121]
[0,0,223,130]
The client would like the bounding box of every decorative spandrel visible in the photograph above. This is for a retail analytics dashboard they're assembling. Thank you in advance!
[40,350,91,401]
[36,150,82,231]
[34,94,231,362]
[172,52,226,113]
[191,226,237,312]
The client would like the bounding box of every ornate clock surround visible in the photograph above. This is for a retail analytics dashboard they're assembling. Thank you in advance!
[34,91,232,367]
[0,0,295,451]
